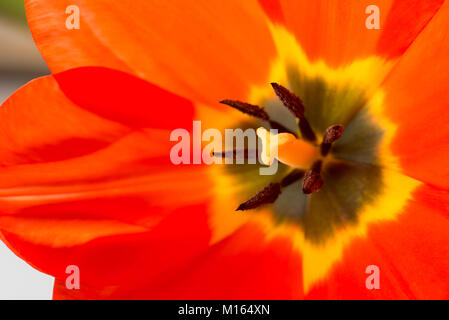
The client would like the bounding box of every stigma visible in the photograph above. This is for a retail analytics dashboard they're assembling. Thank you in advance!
[256,127,318,168]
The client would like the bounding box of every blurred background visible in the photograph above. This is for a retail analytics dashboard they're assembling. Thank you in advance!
[0,1,54,299]
[0,0,48,103]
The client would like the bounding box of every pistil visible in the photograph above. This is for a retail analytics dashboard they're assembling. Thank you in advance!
[220,82,346,211]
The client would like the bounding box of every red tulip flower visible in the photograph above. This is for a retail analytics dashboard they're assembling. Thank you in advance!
[1,0,449,299]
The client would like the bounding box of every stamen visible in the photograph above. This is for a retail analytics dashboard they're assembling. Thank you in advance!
[220,100,296,136]
[236,183,281,211]
[281,169,305,187]
[298,118,317,143]
[220,100,269,120]
[270,83,304,118]
[321,124,344,156]
[270,83,316,142]
[302,161,324,194]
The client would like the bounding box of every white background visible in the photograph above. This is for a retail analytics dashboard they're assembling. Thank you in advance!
[0,241,54,300]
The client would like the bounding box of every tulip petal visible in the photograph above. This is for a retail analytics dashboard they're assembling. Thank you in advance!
[0,130,215,294]
[306,184,449,299]
[53,67,195,130]
[0,130,212,221]
[0,75,126,166]
[258,0,285,24]
[380,1,449,189]
[0,73,214,295]
[261,0,443,66]
[51,224,303,299]
[25,0,276,105]
[2,203,212,297]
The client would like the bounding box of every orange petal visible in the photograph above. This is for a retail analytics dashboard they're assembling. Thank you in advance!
[0,130,212,218]
[0,75,126,166]
[0,128,215,294]
[0,75,214,291]
[306,184,449,299]
[2,203,213,296]
[0,216,147,248]
[381,1,449,189]
[271,0,443,66]
[0,67,196,166]
[25,0,276,105]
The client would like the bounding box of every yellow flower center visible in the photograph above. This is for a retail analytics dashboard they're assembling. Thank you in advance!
[205,25,421,293]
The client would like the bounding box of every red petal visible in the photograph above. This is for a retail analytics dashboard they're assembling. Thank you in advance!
[0,75,126,166]
[307,184,449,299]
[258,0,285,24]
[53,224,304,299]
[0,78,214,296]
[377,0,444,59]
[54,67,195,130]
[2,203,212,298]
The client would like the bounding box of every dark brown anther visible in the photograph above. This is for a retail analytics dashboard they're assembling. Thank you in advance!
[270,83,305,119]
[302,171,324,194]
[220,100,269,121]
[271,83,316,142]
[323,125,344,144]
[281,169,305,187]
[220,99,297,136]
[302,161,324,194]
[236,183,281,211]
[321,124,344,156]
